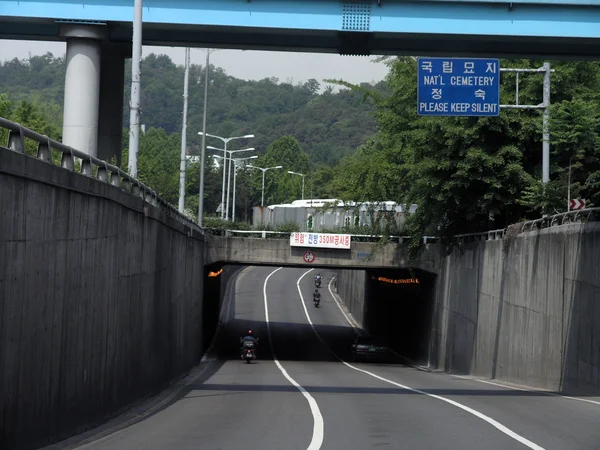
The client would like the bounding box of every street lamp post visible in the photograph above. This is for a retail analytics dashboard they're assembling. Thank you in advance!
[211,154,257,223]
[232,156,258,223]
[207,145,255,220]
[199,133,254,220]
[247,165,283,207]
[197,48,222,225]
[287,171,305,200]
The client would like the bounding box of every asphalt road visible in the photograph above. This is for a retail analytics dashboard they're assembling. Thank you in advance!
[60,266,600,450]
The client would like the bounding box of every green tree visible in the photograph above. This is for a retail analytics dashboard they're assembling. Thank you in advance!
[331,57,600,255]
[255,135,309,204]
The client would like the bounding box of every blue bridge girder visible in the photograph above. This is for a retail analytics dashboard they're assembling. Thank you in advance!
[1,0,600,58]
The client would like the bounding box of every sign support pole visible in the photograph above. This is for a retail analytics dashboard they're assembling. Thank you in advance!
[500,64,554,184]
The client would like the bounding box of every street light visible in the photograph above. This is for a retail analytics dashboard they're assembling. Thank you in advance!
[232,155,258,223]
[246,165,283,207]
[287,171,305,200]
[197,48,221,226]
[207,145,255,220]
[212,154,257,221]
[199,132,254,220]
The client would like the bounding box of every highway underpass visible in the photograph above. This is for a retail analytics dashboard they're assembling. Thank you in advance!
[364,268,437,365]
[47,266,600,450]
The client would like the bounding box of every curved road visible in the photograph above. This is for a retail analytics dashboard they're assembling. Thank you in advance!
[59,267,600,450]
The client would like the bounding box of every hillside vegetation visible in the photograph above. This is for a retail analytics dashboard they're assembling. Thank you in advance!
[0,52,384,165]
[3,53,600,254]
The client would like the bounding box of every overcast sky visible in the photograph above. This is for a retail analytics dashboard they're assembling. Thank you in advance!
[0,40,389,87]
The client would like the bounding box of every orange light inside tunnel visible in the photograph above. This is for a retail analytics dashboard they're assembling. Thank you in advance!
[208,268,223,278]
[372,276,420,284]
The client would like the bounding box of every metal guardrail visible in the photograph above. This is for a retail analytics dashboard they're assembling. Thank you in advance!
[455,207,600,243]
[218,208,600,244]
[0,117,200,232]
[208,228,440,244]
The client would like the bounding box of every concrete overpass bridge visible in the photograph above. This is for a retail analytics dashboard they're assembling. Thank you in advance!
[204,230,443,273]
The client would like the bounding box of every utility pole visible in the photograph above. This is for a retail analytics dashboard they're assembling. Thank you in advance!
[567,156,573,212]
[178,47,190,213]
[128,0,143,178]
[542,62,551,184]
[198,49,210,225]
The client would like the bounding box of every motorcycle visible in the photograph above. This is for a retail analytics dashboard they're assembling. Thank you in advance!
[240,338,258,364]
[313,296,320,307]
[243,347,256,364]
[315,278,321,288]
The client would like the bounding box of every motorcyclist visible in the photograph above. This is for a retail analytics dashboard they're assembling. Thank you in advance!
[240,330,258,356]
[314,273,322,281]
[313,289,321,303]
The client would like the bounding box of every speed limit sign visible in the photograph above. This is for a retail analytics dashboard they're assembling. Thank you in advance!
[303,251,315,263]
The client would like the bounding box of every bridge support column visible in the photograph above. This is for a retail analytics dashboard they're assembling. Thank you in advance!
[60,25,105,158]
[98,43,130,165]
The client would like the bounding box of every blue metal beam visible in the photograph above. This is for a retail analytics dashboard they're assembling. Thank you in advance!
[417,1,600,5]
[1,0,600,57]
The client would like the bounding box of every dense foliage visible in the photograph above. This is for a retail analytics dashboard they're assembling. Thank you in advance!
[327,58,600,254]
[3,53,600,251]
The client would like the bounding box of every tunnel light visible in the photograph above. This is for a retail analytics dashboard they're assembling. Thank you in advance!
[208,268,223,277]
[372,276,420,284]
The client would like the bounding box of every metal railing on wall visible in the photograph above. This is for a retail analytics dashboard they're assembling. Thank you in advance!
[207,228,440,244]
[215,208,600,244]
[454,207,600,244]
[0,117,200,232]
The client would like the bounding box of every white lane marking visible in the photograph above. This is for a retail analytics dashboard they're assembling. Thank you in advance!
[453,375,600,407]
[264,267,324,450]
[296,270,546,450]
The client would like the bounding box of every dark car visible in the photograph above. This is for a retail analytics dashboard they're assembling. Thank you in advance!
[350,336,390,362]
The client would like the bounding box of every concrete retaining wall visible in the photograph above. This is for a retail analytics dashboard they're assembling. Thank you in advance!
[334,269,367,328]
[0,149,207,449]
[432,223,600,394]
[333,223,600,395]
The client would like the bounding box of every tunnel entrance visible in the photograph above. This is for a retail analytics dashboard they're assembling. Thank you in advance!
[364,268,436,364]
[201,264,248,357]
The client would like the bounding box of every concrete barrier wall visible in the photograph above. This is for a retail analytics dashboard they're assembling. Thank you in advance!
[0,150,207,449]
[333,223,600,395]
[334,269,366,328]
[205,234,441,273]
[433,223,600,394]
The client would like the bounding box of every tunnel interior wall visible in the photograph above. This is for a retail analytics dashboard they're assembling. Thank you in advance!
[334,269,367,328]
[432,223,600,394]
[335,268,435,363]
[364,269,435,363]
[0,150,206,449]
[202,264,245,348]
